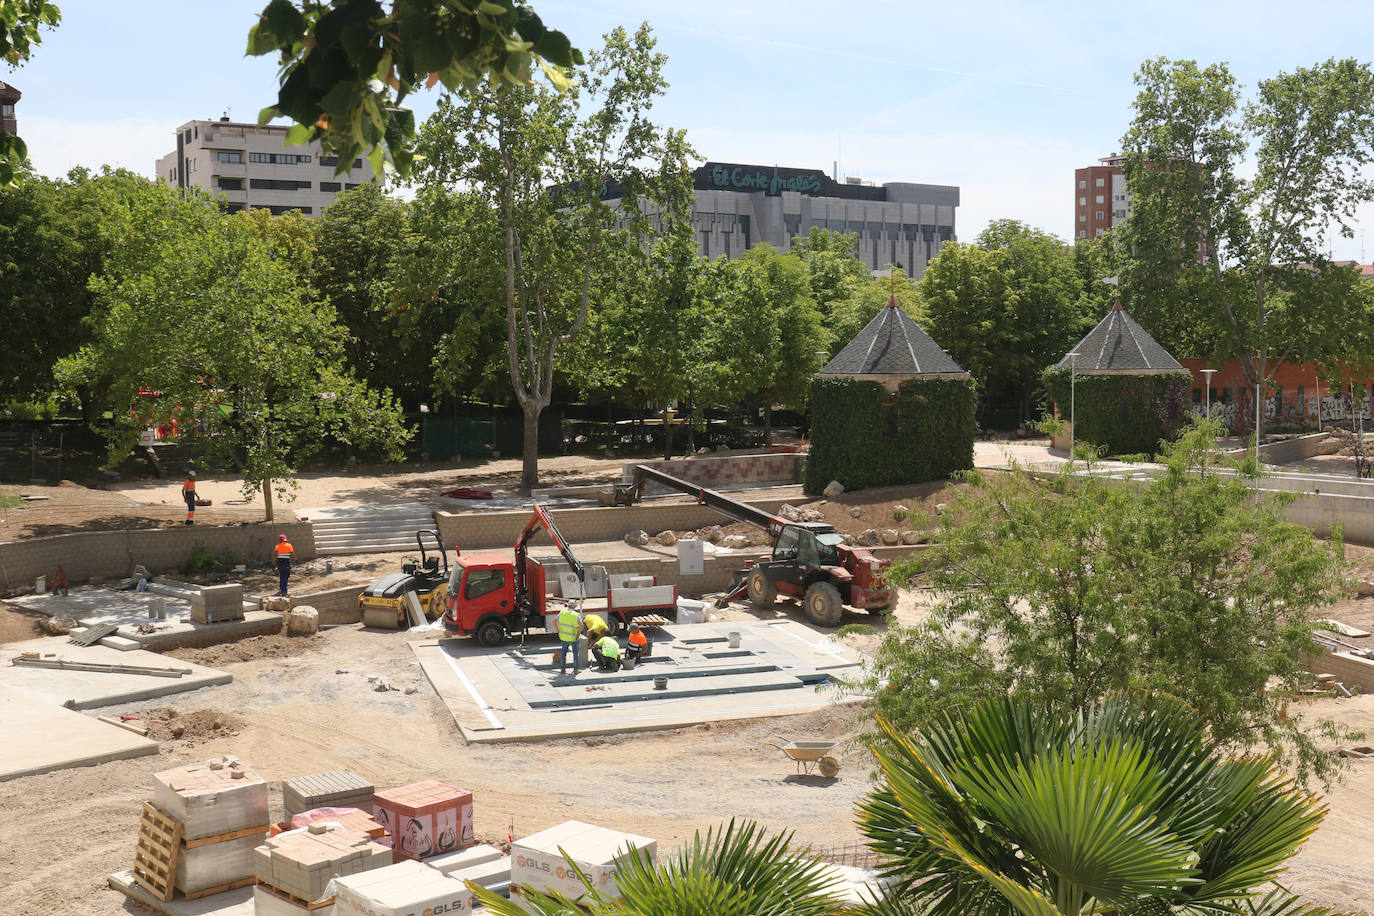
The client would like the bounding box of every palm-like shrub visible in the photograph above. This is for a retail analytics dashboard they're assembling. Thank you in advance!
[856,693,1331,915]
[471,819,844,916]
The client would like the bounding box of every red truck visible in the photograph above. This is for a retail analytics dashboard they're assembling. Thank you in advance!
[440,505,677,646]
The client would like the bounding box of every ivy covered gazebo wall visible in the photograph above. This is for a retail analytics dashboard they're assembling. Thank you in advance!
[1042,368,1192,457]
[803,376,976,493]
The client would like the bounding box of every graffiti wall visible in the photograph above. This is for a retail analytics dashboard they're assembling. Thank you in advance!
[1190,391,1373,432]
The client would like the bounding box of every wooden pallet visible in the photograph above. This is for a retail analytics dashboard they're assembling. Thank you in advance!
[183,822,269,849]
[256,880,336,910]
[631,614,670,627]
[184,875,255,900]
[133,802,182,902]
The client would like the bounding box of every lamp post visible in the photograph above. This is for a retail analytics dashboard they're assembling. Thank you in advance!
[1200,368,1216,421]
[1068,351,1079,463]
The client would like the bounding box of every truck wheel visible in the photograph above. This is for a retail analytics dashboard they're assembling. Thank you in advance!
[803,582,843,627]
[475,619,506,647]
[747,569,777,607]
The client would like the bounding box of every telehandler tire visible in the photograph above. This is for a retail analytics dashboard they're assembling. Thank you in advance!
[803,582,843,627]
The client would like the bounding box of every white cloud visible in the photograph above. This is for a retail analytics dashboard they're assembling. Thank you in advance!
[21,114,170,180]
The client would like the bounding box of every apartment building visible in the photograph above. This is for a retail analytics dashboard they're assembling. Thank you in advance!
[155,117,377,216]
[0,81,19,135]
[606,161,959,278]
[1073,153,1130,240]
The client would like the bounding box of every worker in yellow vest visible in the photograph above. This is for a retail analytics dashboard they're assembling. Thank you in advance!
[557,605,583,674]
[273,535,295,597]
[592,634,622,671]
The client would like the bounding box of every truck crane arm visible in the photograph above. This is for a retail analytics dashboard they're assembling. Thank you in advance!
[627,465,786,539]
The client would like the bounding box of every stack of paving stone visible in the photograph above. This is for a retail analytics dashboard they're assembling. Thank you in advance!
[288,807,387,840]
[331,859,475,916]
[253,822,392,914]
[283,770,374,818]
[190,584,246,623]
[151,756,270,899]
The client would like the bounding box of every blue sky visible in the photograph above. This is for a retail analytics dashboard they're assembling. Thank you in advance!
[9,0,1373,259]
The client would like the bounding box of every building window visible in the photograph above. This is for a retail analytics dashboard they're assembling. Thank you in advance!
[249,178,311,191]
[187,158,197,174]
[216,151,242,164]
[1078,179,1086,189]
[1,103,13,118]
[1096,211,1104,220]
[1078,230,1087,238]
[320,181,341,192]
[1095,228,1104,237]
[1192,388,1202,404]
[319,155,338,167]
[249,152,310,165]
[217,178,243,191]
[1079,213,1087,223]
[1079,196,1086,206]
[1095,177,1105,187]
[344,183,360,190]
[265,204,312,215]
[1114,209,1127,219]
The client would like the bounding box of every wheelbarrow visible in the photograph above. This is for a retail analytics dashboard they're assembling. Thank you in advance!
[766,736,840,778]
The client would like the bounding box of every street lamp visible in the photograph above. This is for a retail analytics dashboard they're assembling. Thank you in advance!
[1200,368,1217,420]
[1068,351,1079,463]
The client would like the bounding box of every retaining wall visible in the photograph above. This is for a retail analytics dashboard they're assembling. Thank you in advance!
[1227,431,1336,465]
[435,497,796,552]
[621,453,803,495]
[0,523,316,592]
[1304,647,1374,692]
[289,585,365,626]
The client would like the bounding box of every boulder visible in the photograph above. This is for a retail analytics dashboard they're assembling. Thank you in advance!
[262,595,292,612]
[849,507,863,519]
[625,529,650,546]
[721,534,752,549]
[881,529,900,545]
[1356,579,1374,598]
[892,504,910,520]
[779,504,802,522]
[842,534,857,546]
[935,502,949,514]
[800,506,826,522]
[823,480,845,498]
[654,530,678,546]
[287,605,319,636]
[696,525,725,544]
[900,530,927,545]
[857,529,879,547]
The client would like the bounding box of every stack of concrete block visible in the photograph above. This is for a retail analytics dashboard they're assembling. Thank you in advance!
[283,770,374,817]
[253,822,392,911]
[151,756,270,897]
[511,820,656,902]
[331,859,474,916]
[372,780,473,863]
[289,807,387,840]
[430,844,510,903]
[190,584,246,623]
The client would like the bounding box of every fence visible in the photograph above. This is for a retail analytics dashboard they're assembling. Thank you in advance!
[0,422,106,484]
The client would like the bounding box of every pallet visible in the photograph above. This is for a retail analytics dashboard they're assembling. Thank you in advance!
[631,614,670,627]
[184,875,255,900]
[256,880,335,910]
[133,802,182,902]
[183,822,270,848]
[70,623,118,646]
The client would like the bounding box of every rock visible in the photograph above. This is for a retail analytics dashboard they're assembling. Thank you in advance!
[935,502,948,514]
[697,525,724,544]
[892,504,910,520]
[696,447,712,455]
[625,529,650,546]
[779,503,802,522]
[849,507,863,518]
[1356,579,1374,598]
[262,595,291,612]
[823,480,845,498]
[170,724,186,738]
[367,674,381,683]
[857,529,879,547]
[654,530,678,546]
[800,506,825,522]
[373,680,391,692]
[842,534,857,546]
[900,530,926,545]
[404,686,419,695]
[881,529,900,545]
[287,605,319,636]
[721,534,751,549]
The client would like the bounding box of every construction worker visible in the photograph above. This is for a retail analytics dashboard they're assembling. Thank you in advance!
[592,633,622,671]
[557,604,583,674]
[273,534,295,596]
[626,624,650,662]
[582,613,610,648]
[181,471,197,525]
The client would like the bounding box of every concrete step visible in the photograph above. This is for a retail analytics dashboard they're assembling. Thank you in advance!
[304,504,438,557]
[316,543,421,556]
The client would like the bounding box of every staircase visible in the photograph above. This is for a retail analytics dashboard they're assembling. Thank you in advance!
[304,504,439,557]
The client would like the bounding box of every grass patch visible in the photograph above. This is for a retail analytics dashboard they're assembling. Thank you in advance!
[0,493,23,509]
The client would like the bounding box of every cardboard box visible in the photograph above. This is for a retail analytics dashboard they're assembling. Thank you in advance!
[152,757,269,840]
[332,859,472,916]
[373,781,473,863]
[511,820,656,901]
[254,824,392,904]
[283,770,374,817]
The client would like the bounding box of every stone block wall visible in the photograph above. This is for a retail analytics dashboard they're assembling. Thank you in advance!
[0,522,315,592]
[290,585,365,625]
[621,453,803,496]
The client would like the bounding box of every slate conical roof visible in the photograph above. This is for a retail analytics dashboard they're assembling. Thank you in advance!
[1055,303,1183,373]
[820,300,967,377]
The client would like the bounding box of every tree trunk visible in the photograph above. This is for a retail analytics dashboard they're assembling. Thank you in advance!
[262,476,274,523]
[520,402,541,494]
[763,404,773,449]
[663,405,673,461]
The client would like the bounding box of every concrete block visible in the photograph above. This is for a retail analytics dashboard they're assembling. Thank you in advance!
[428,843,503,876]
[175,832,263,894]
[256,824,392,903]
[152,756,269,840]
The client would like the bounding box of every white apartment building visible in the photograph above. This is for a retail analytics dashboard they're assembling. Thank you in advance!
[155,117,377,216]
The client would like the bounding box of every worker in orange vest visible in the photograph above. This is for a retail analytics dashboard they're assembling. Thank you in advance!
[626,623,650,662]
[180,471,197,525]
[274,535,295,596]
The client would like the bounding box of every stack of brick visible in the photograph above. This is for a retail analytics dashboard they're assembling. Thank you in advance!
[190,584,246,623]
[253,822,392,913]
[288,807,387,840]
[151,756,270,898]
[331,859,475,916]
[372,780,474,863]
[283,770,374,818]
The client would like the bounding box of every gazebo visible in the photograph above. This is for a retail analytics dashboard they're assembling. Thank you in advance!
[804,299,975,493]
[1044,302,1191,456]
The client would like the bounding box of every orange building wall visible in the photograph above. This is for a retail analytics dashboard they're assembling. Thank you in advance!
[1179,358,1373,433]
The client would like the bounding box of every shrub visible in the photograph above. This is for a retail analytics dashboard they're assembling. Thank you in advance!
[1042,368,1191,456]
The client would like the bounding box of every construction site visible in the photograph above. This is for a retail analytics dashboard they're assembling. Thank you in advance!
[4,443,1374,914]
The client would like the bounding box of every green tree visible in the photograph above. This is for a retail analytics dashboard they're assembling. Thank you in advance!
[866,420,1352,787]
[1121,56,1374,442]
[411,24,688,491]
[790,227,869,331]
[0,0,60,185]
[921,241,1010,395]
[57,186,408,520]
[857,693,1337,916]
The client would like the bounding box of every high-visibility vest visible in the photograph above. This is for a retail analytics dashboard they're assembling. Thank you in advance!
[628,630,647,648]
[557,607,581,642]
[596,636,621,659]
[182,477,196,492]
[274,541,294,559]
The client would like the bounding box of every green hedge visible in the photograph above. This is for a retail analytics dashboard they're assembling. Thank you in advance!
[1041,369,1191,457]
[803,377,976,494]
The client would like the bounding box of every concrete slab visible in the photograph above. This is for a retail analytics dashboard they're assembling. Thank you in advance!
[414,619,863,743]
[108,869,253,916]
[1,636,231,709]
[6,584,279,649]
[0,687,158,780]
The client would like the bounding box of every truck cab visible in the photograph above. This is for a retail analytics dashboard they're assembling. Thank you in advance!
[441,554,525,646]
